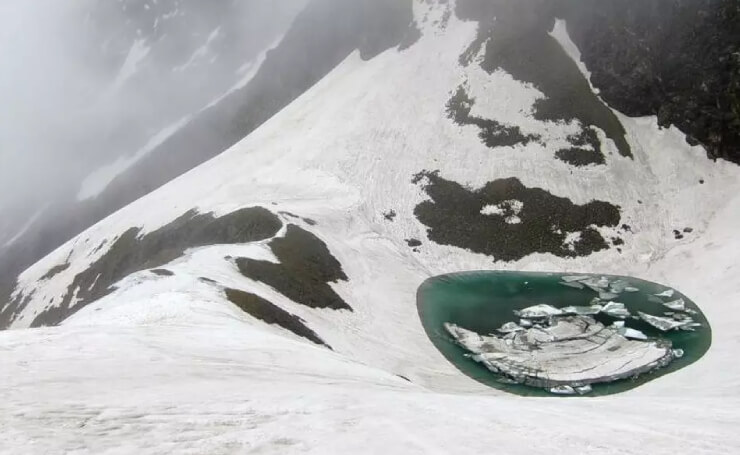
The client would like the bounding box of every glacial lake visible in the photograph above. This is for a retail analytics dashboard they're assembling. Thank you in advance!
[417,271,711,397]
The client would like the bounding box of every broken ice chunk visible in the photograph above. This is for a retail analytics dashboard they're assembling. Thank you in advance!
[655,289,675,298]
[561,305,602,316]
[562,275,590,282]
[678,322,702,331]
[498,322,523,333]
[611,320,648,340]
[519,319,533,328]
[639,312,692,331]
[602,302,630,319]
[624,327,648,340]
[575,385,593,395]
[672,349,685,358]
[580,277,608,292]
[624,286,640,292]
[560,281,585,290]
[609,279,629,294]
[549,385,576,395]
[599,291,619,300]
[514,304,563,319]
[662,298,686,311]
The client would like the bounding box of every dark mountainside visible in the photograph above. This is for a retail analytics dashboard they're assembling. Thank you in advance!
[456,0,740,163]
[562,0,740,164]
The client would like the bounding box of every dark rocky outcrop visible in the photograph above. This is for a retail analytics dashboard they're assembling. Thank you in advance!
[225,288,331,348]
[561,0,740,163]
[457,0,739,163]
[236,225,351,311]
[412,170,621,261]
[446,85,541,148]
[456,0,632,159]
[150,269,175,277]
[0,207,281,329]
[555,128,606,167]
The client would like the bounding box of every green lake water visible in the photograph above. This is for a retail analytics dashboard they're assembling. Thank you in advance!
[417,271,711,397]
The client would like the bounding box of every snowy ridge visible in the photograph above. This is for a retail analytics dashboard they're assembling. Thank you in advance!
[2,3,740,453]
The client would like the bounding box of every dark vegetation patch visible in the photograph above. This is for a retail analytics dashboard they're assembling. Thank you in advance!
[150,269,174,277]
[279,211,317,226]
[555,148,604,167]
[412,170,621,261]
[556,127,605,166]
[446,85,540,148]
[455,0,632,158]
[673,230,685,240]
[406,238,423,248]
[23,207,282,328]
[236,225,351,311]
[383,210,397,221]
[40,263,71,281]
[225,288,331,349]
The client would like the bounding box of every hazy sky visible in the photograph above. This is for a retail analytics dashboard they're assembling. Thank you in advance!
[0,0,305,225]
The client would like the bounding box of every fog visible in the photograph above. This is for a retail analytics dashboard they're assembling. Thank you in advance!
[0,0,305,238]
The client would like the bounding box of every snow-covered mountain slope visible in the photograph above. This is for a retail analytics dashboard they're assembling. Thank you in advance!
[2,0,740,452]
[0,0,304,319]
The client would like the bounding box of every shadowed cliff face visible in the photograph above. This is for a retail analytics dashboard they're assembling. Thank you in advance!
[561,0,740,164]
[457,0,740,163]
[456,0,632,159]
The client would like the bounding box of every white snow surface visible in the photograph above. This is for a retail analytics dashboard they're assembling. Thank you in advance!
[3,6,740,453]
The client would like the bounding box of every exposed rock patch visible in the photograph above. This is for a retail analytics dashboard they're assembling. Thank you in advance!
[236,225,351,311]
[456,0,632,159]
[446,85,540,148]
[561,0,740,163]
[40,263,71,281]
[555,127,606,166]
[225,288,331,348]
[16,207,282,328]
[150,269,174,277]
[555,148,604,167]
[412,170,621,261]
